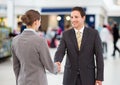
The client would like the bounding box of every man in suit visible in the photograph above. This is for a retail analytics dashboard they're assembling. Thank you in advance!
[54,7,104,85]
[11,10,60,85]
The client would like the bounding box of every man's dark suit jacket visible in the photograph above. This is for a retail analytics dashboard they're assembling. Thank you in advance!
[54,27,104,85]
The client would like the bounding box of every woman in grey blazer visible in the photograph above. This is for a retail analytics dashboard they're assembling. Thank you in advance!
[11,10,60,85]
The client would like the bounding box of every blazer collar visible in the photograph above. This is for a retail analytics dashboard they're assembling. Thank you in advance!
[21,29,38,35]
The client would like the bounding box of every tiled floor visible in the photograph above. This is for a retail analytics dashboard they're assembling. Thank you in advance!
[0,36,120,85]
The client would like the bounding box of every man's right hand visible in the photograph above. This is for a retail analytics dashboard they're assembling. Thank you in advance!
[55,62,61,72]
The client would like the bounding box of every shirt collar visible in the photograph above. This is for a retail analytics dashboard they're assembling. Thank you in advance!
[74,26,84,34]
[24,28,36,33]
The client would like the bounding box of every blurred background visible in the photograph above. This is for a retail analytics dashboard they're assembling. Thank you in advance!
[0,0,120,85]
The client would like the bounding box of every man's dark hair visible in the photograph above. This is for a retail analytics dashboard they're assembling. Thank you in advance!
[72,6,86,17]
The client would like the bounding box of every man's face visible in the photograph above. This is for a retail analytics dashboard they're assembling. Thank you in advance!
[71,10,85,29]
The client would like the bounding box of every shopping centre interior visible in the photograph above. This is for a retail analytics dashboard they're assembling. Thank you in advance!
[0,0,120,85]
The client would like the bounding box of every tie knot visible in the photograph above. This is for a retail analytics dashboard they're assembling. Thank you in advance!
[76,31,81,36]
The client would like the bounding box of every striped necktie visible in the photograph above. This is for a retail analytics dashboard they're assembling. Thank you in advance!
[76,31,82,50]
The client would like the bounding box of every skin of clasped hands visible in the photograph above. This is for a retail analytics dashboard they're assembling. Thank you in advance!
[55,62,61,73]
[95,80,102,85]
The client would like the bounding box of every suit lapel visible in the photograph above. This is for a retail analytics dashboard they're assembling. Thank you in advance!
[80,27,88,51]
[71,29,79,50]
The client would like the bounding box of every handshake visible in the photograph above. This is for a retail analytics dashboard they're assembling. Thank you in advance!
[55,62,61,73]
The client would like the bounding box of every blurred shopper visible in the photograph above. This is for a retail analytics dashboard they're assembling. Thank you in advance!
[50,33,57,48]
[20,23,26,33]
[100,24,110,58]
[16,21,23,34]
[54,7,104,85]
[9,22,22,38]
[97,25,102,33]
[37,26,45,37]
[11,10,60,85]
[112,23,120,57]
[106,24,112,33]
[64,24,71,31]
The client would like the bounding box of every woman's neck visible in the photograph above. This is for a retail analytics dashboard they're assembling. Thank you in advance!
[27,26,35,30]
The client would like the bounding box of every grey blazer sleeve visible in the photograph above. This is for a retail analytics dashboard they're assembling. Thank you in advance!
[37,38,58,74]
[94,31,104,81]
[11,42,20,85]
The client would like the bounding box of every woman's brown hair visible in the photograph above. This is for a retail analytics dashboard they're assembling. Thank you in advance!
[21,10,40,26]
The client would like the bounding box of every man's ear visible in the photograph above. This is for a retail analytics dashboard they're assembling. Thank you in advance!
[83,16,86,20]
